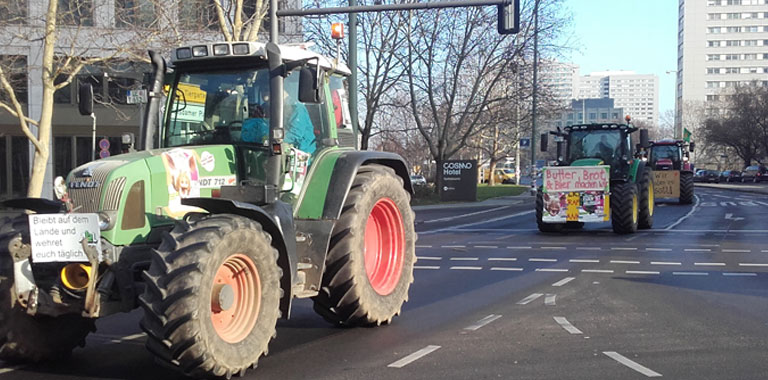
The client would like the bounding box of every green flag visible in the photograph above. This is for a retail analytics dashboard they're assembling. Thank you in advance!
[683,128,692,142]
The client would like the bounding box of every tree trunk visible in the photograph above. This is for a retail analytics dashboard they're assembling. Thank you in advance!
[488,160,497,186]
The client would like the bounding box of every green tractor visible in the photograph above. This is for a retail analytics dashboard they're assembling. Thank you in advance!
[0,40,416,378]
[536,120,654,234]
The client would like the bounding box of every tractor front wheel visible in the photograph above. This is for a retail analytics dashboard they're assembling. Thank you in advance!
[611,181,639,234]
[680,172,694,204]
[0,216,94,364]
[313,165,416,326]
[140,215,282,379]
[638,168,654,229]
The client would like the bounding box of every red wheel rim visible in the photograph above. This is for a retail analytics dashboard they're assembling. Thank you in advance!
[364,198,405,296]
[210,253,261,344]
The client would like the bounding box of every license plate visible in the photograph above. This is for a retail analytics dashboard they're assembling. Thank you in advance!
[29,214,102,263]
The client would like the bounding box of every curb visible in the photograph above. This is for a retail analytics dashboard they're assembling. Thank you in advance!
[694,182,768,196]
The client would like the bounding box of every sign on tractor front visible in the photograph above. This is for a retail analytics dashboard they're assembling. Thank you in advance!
[28,214,102,263]
[541,166,610,223]
[653,170,680,198]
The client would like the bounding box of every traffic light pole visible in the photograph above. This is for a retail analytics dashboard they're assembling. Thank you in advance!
[530,0,539,171]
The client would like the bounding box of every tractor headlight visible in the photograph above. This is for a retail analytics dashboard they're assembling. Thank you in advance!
[53,176,67,200]
[98,211,116,231]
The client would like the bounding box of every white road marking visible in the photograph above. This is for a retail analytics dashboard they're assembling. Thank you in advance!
[665,194,700,230]
[388,345,441,368]
[694,262,726,266]
[422,210,535,234]
[488,257,518,261]
[722,249,751,253]
[442,245,466,248]
[553,316,583,334]
[576,247,602,251]
[424,206,511,224]
[507,246,532,249]
[490,267,524,271]
[450,257,479,261]
[517,293,544,305]
[541,246,567,250]
[474,245,498,249]
[626,270,660,275]
[646,248,672,252]
[449,266,482,270]
[684,248,711,252]
[530,258,558,262]
[414,266,441,270]
[545,294,556,306]
[552,277,576,287]
[673,272,709,276]
[739,263,768,267]
[0,365,24,375]
[582,269,614,274]
[651,261,681,266]
[603,351,662,377]
[570,259,600,263]
[536,268,569,272]
[417,256,442,261]
[464,314,502,331]
[723,272,758,276]
[611,247,638,251]
[611,260,640,264]
[415,245,433,248]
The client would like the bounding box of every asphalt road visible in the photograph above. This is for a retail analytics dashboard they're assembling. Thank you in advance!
[2,185,767,379]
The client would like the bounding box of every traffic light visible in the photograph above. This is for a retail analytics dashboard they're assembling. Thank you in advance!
[497,0,519,35]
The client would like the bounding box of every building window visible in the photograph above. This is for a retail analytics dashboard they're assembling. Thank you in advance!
[0,56,28,104]
[115,0,158,28]
[11,137,29,197]
[0,0,27,24]
[54,75,73,104]
[58,0,94,26]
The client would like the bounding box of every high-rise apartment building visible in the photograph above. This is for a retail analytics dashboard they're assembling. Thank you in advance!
[675,0,768,136]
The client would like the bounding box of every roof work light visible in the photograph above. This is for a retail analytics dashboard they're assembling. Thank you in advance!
[331,23,344,40]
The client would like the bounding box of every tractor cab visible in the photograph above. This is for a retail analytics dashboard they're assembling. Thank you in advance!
[648,139,694,172]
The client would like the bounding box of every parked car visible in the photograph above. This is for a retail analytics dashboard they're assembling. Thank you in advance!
[720,170,741,183]
[741,165,768,183]
[410,174,428,187]
[694,169,720,183]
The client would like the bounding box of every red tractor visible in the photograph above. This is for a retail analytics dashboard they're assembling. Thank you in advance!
[647,139,695,204]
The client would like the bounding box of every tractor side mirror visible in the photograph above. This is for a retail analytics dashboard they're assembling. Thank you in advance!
[639,129,649,149]
[298,67,320,104]
[689,142,695,152]
[78,83,94,116]
[540,133,548,152]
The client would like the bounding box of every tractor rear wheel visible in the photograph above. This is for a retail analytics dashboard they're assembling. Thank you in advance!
[140,214,281,379]
[0,216,94,363]
[313,164,416,326]
[611,181,639,234]
[536,190,564,233]
[680,172,694,204]
[638,168,654,229]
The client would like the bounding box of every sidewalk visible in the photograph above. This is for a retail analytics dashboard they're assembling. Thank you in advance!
[695,182,768,196]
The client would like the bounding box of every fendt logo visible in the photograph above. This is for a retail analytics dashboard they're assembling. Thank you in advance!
[69,180,101,189]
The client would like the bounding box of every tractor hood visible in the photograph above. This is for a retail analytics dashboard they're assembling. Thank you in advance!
[570,158,604,167]
[66,145,238,246]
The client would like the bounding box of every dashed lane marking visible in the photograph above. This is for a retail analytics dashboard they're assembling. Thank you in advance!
[536,268,569,272]
[626,270,660,275]
[464,314,502,331]
[603,351,662,377]
[646,248,672,252]
[541,246,567,250]
[582,269,614,274]
[552,277,575,287]
[611,247,638,251]
[611,260,640,264]
[529,258,558,262]
[545,294,557,306]
[450,266,482,270]
[488,257,518,261]
[739,263,768,267]
[685,248,712,252]
[517,293,544,305]
[722,249,751,253]
[507,246,532,249]
[475,245,498,249]
[570,259,600,263]
[651,261,682,266]
[490,267,524,271]
[442,245,466,248]
[576,247,602,251]
[416,245,433,248]
[450,257,479,261]
[694,262,726,266]
[723,272,758,277]
[414,266,440,270]
[673,272,709,276]
[416,256,441,261]
[388,345,442,368]
[553,317,583,334]
[762,250,768,253]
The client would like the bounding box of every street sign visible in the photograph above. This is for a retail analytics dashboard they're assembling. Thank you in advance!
[497,0,520,35]
[126,89,148,104]
[519,137,531,148]
[98,138,110,150]
[99,150,110,159]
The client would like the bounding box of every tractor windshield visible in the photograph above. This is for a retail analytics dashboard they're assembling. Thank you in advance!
[567,130,623,165]
[650,145,680,165]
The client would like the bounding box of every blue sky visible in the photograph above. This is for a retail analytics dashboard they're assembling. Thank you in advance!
[561,0,678,115]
